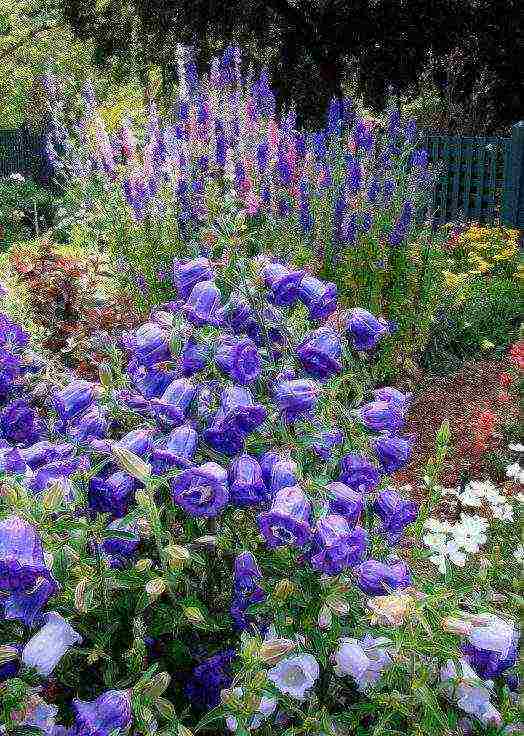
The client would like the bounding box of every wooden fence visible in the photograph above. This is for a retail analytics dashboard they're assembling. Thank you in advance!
[0,125,49,185]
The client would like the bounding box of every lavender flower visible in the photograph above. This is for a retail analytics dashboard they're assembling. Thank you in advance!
[215,337,261,385]
[72,689,132,735]
[356,559,411,595]
[353,119,374,152]
[338,454,380,492]
[0,399,41,445]
[258,486,312,548]
[372,434,414,473]
[267,654,319,700]
[334,635,392,691]
[22,612,81,676]
[173,258,214,299]
[356,400,405,432]
[346,308,389,351]
[185,649,236,711]
[172,462,229,517]
[374,489,418,543]
[297,276,337,322]
[325,482,365,526]
[262,262,304,306]
[53,380,99,421]
[388,200,414,247]
[296,327,342,380]
[310,516,367,575]
[183,281,222,327]
[274,379,319,422]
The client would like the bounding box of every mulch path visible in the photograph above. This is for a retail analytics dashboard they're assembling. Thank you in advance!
[391,357,520,505]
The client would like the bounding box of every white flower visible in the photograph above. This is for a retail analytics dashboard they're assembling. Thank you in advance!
[22,612,82,676]
[517,493,524,505]
[423,531,448,550]
[9,172,25,183]
[508,443,524,452]
[491,503,513,522]
[453,514,488,553]
[424,518,453,534]
[506,463,524,484]
[467,614,516,657]
[334,636,392,691]
[513,545,524,563]
[267,654,319,700]
[440,659,502,728]
[429,540,466,574]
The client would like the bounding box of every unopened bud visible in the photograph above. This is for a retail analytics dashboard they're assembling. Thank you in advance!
[258,638,296,665]
[192,535,217,548]
[87,648,103,665]
[135,558,153,572]
[183,606,205,625]
[0,646,19,666]
[146,578,166,599]
[273,579,295,600]
[142,672,171,698]
[112,446,151,483]
[177,725,194,736]
[367,593,413,626]
[442,616,472,636]
[154,697,177,720]
[220,688,240,707]
[318,605,333,630]
[165,544,191,570]
[98,362,112,387]
[75,579,90,613]
[327,596,350,615]
[42,480,64,511]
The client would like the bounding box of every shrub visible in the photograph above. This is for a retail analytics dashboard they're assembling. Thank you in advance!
[0,175,59,249]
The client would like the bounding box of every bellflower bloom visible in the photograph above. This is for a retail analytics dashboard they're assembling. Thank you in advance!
[372,434,414,473]
[152,378,196,424]
[185,650,236,711]
[68,405,108,442]
[3,575,58,627]
[0,399,41,446]
[338,454,380,492]
[115,428,156,457]
[218,385,267,433]
[296,327,342,380]
[298,276,337,322]
[346,308,389,351]
[101,519,140,566]
[72,689,132,735]
[357,559,411,595]
[259,450,280,486]
[28,457,88,495]
[173,258,214,299]
[462,634,518,680]
[215,336,261,385]
[334,635,392,691]
[181,338,210,376]
[229,454,268,506]
[53,380,99,421]
[231,551,266,631]
[0,645,21,682]
[258,486,312,548]
[150,424,198,474]
[325,482,365,526]
[0,516,48,592]
[172,462,229,517]
[274,379,319,422]
[123,322,170,366]
[373,387,412,410]
[88,471,136,518]
[263,262,304,306]
[128,362,176,399]
[182,280,222,327]
[356,400,405,431]
[311,428,344,460]
[440,659,502,727]
[374,490,418,543]
[22,612,81,676]
[270,458,299,494]
[310,516,368,575]
[267,654,319,700]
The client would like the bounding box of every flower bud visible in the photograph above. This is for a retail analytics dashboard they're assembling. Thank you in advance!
[75,579,90,613]
[112,446,151,483]
[258,638,296,665]
[367,593,413,626]
[183,607,205,625]
[135,558,153,572]
[155,697,177,720]
[318,605,333,630]
[0,645,19,665]
[98,362,112,387]
[146,578,166,599]
[141,672,171,698]
[192,535,217,548]
[442,616,472,636]
[165,544,191,570]
[41,480,64,512]
[327,596,350,615]
[273,579,295,600]
[177,725,194,736]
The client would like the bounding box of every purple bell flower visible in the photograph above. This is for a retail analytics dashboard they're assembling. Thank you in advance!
[20,441,75,470]
[185,649,236,711]
[296,327,342,380]
[311,429,344,460]
[274,379,319,422]
[182,280,222,327]
[262,262,304,306]
[356,559,411,595]
[171,462,229,517]
[151,378,196,424]
[68,405,108,442]
[357,400,405,431]
[374,489,418,543]
[203,419,246,457]
[101,520,140,567]
[229,454,268,506]
[215,336,261,385]
[0,399,41,445]
[338,454,380,492]
[0,313,29,347]
[0,645,21,682]
[259,450,281,485]
[298,276,337,321]
[181,338,210,376]
[372,434,414,473]
[258,486,312,548]
[53,380,99,421]
[373,387,412,410]
[22,611,82,676]
[346,308,389,351]
[462,633,518,680]
[122,322,170,366]
[173,257,214,299]
[325,482,365,526]
[310,516,368,575]
[219,385,267,433]
[128,361,177,399]
[88,471,136,518]
[28,457,89,494]
[231,551,266,631]
[269,458,299,493]
[217,295,256,334]
[0,516,47,592]
[115,428,156,457]
[0,445,26,474]
[3,575,58,627]
[72,689,132,736]
[150,424,198,474]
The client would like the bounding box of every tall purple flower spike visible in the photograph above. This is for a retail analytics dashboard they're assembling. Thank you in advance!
[229,454,268,506]
[296,327,342,380]
[297,276,337,321]
[262,261,304,306]
[310,515,368,575]
[173,257,214,299]
[258,485,312,548]
[171,461,229,517]
[182,280,222,327]
[215,336,261,385]
[72,689,132,736]
[346,308,389,351]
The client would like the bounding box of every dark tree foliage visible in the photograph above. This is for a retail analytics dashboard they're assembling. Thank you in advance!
[59,0,521,129]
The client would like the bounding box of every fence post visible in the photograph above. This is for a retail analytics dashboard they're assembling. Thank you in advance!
[501,121,524,228]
